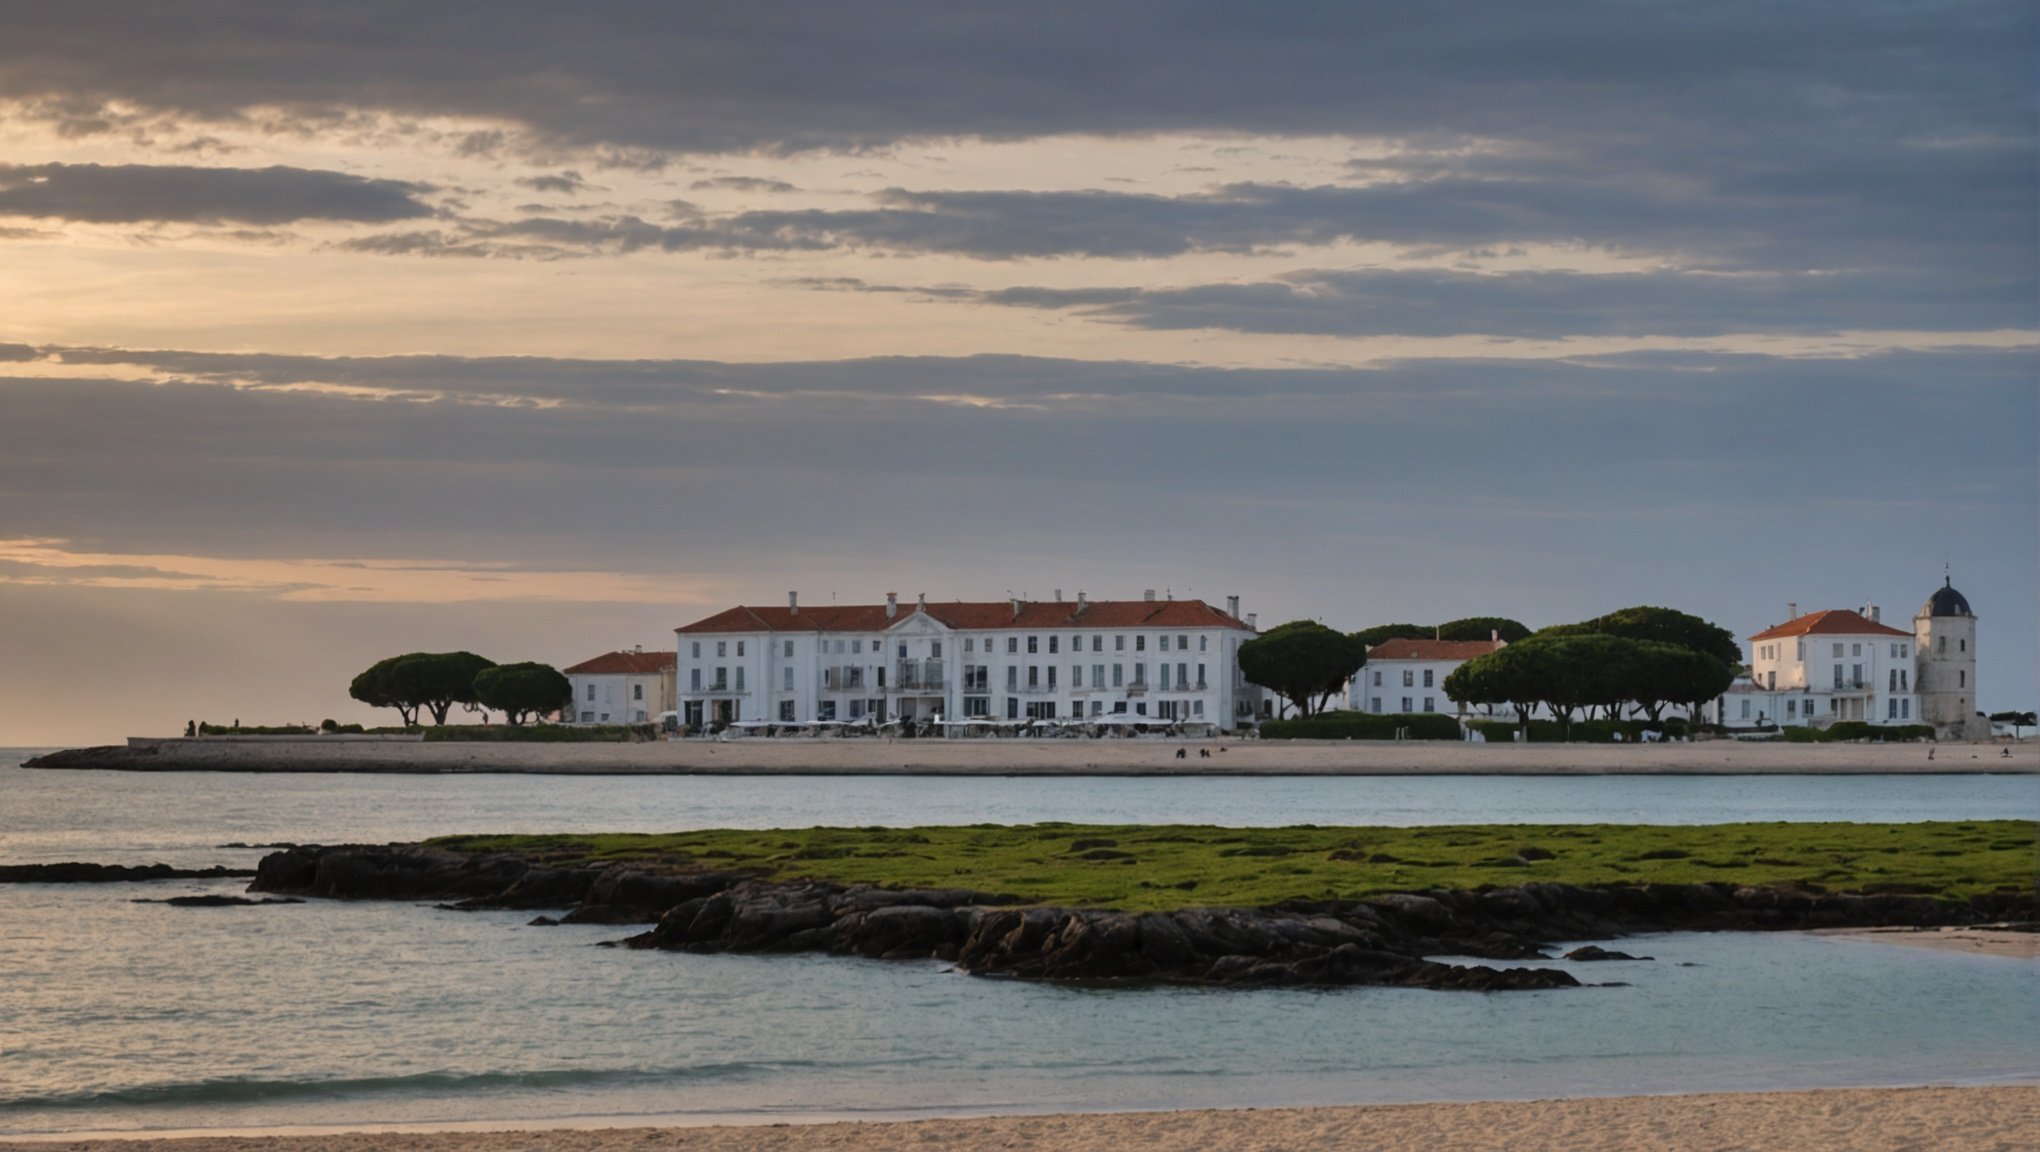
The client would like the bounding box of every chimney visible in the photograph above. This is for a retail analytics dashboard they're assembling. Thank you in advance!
[1247,612,1259,631]
[1077,590,1088,613]
[886,592,898,620]
[1226,594,1240,618]
[633,644,643,654]
[788,590,798,615]
[1787,602,1798,620]
[917,591,927,612]
[1054,588,1063,603]
[1144,588,1156,602]
[1491,629,1499,643]
[1011,596,1022,618]
[1870,604,1881,623]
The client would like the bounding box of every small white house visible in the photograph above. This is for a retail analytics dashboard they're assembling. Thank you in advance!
[563,648,677,724]
[1349,638,1507,715]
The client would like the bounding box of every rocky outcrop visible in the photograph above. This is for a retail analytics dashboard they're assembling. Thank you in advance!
[0,862,257,883]
[246,843,2037,993]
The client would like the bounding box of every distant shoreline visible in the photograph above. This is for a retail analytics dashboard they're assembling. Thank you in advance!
[20,737,2035,775]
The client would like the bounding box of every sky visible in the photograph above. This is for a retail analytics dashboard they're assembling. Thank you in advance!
[0,1,2033,743]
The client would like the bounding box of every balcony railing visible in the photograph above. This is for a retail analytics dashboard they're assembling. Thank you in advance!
[893,659,947,692]
[821,667,866,691]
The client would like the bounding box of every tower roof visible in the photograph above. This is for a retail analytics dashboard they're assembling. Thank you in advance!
[1920,567,1973,619]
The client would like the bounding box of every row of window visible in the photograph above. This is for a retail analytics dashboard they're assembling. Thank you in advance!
[687,632,1216,661]
[1369,669,1434,688]
[694,663,1213,694]
[1369,697,1439,713]
[583,683,646,702]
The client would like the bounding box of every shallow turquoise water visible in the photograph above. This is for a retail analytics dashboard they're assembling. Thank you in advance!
[0,757,2033,1136]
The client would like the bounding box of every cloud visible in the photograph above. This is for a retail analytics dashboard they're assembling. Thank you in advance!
[0,3,2027,162]
[515,170,591,194]
[690,176,797,193]
[0,162,435,224]
[0,538,698,603]
[881,266,2038,339]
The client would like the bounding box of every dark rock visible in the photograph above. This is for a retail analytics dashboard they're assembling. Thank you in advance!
[1564,945,1652,962]
[251,844,528,901]
[841,903,966,959]
[1516,846,1556,861]
[453,867,603,911]
[528,916,561,926]
[1,862,258,884]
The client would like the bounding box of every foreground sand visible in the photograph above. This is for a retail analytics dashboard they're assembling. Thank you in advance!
[8,1086,2036,1151]
[40,737,2038,774]
[1817,925,2039,960]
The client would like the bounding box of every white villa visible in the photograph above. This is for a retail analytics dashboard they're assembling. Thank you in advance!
[1719,574,1986,736]
[562,647,676,724]
[1348,638,1507,715]
[673,591,1270,732]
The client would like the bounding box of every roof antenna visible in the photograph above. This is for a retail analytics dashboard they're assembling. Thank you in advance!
[1944,558,1951,587]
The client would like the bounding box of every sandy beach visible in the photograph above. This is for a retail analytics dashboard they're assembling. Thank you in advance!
[30,737,2037,775]
[1817,925,2039,960]
[7,1085,2034,1151]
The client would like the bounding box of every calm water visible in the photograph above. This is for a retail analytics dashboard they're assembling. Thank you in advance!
[1,753,2034,1137]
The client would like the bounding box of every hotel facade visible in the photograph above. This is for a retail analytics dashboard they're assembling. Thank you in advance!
[673,591,1270,732]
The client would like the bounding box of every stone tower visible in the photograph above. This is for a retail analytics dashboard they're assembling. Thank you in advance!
[1913,568,1982,739]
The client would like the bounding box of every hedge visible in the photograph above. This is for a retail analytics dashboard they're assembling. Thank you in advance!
[198,723,313,736]
[418,723,659,743]
[1466,717,1692,744]
[1780,722,1935,743]
[1259,712,1464,741]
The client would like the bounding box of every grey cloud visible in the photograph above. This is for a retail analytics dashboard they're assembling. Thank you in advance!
[1,3,2026,161]
[3,5,2027,284]
[516,170,591,194]
[3,344,2030,712]
[690,176,797,193]
[0,343,37,360]
[925,266,2037,339]
[0,163,434,224]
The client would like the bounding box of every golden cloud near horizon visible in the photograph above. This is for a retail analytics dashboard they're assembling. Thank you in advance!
[0,538,715,606]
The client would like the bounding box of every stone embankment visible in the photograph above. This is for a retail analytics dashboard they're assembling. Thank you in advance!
[23,737,2036,774]
[248,844,2035,992]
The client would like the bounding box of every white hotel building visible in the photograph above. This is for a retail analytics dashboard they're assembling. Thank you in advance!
[673,591,1270,732]
[1722,607,1919,728]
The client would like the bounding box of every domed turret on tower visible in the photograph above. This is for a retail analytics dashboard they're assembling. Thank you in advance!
[1913,566,1984,739]
[1920,577,1973,619]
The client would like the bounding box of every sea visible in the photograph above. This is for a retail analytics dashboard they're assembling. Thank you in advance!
[1,751,2034,1138]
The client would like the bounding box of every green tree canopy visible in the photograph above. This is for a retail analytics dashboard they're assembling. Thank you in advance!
[1435,616,1532,644]
[1990,711,2036,737]
[1350,623,1434,650]
[350,651,496,727]
[348,656,419,727]
[1238,621,1369,718]
[473,662,571,726]
[1540,605,1741,667]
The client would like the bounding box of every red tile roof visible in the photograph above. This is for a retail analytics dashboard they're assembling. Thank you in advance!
[1366,638,1507,662]
[676,599,1252,634]
[562,650,677,675]
[1748,608,1910,641]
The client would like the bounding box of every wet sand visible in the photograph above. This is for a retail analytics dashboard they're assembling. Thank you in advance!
[1816,925,2039,960]
[6,1085,2035,1151]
